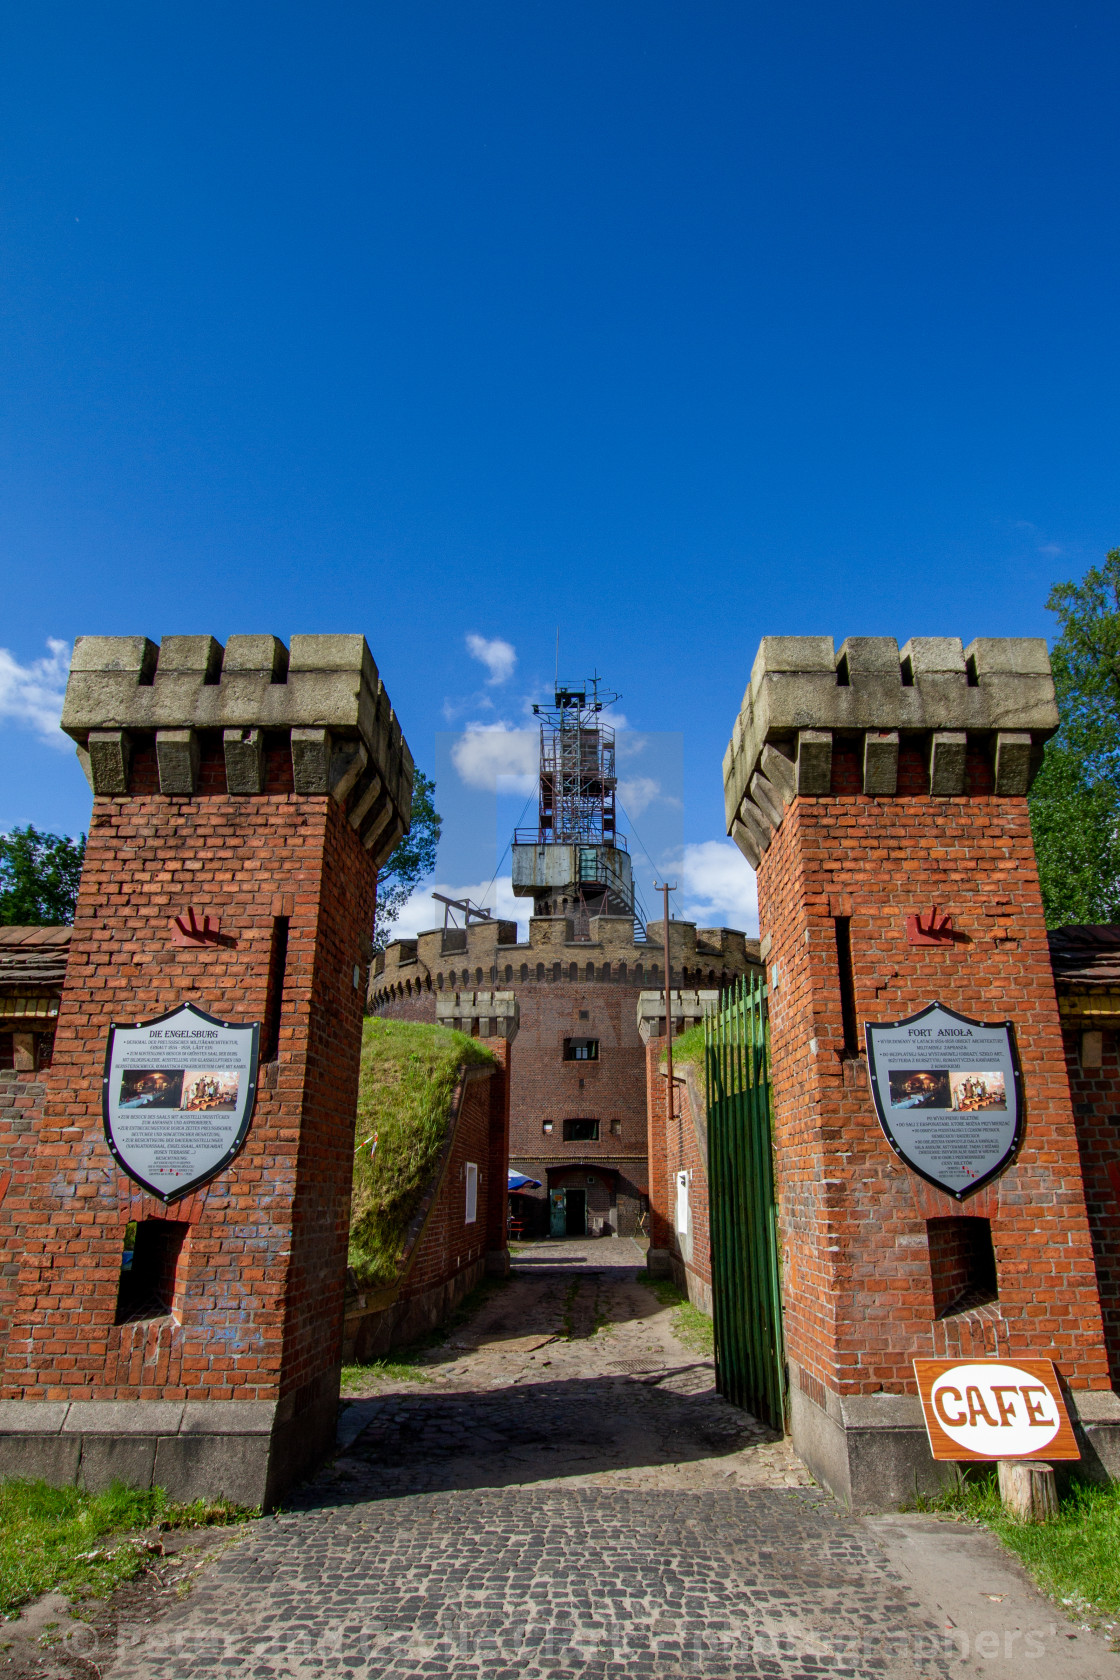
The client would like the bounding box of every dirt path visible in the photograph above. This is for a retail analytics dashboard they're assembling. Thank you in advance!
[329,1236,809,1498]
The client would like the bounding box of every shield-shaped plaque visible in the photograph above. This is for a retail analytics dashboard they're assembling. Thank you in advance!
[103,1002,260,1203]
[865,1002,1023,1200]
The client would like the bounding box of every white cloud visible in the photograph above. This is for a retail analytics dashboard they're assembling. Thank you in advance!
[466,633,517,685]
[451,723,537,794]
[618,776,662,818]
[0,638,71,747]
[674,839,758,935]
[388,876,524,943]
[614,731,645,762]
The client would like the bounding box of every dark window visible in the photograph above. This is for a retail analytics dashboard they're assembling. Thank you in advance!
[115,1218,189,1324]
[0,1034,12,1071]
[564,1038,599,1061]
[927,1218,998,1318]
[834,917,859,1058]
[563,1118,600,1141]
[261,916,289,1063]
[579,1009,590,1020]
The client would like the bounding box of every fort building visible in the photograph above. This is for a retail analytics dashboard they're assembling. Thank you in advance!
[370,675,760,1237]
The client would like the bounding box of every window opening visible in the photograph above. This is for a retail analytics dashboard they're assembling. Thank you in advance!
[465,1162,478,1224]
[115,1219,188,1324]
[927,1217,998,1317]
[834,917,859,1058]
[563,1118,599,1141]
[261,916,289,1063]
[564,1038,599,1061]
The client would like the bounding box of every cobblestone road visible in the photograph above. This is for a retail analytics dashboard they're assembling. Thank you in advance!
[101,1240,1070,1678]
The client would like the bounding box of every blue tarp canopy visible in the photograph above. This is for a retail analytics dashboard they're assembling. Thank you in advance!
[508,1170,542,1191]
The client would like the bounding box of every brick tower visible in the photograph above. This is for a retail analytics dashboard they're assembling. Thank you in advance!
[723,635,1119,1508]
[0,634,411,1506]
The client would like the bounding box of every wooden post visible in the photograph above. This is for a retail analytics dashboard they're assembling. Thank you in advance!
[997,1460,1058,1521]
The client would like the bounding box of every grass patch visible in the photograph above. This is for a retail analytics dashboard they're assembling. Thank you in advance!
[349,1018,495,1288]
[340,1357,433,1390]
[915,1468,1120,1624]
[0,1481,250,1617]
[340,1273,513,1391]
[660,1023,706,1073]
[640,1274,715,1356]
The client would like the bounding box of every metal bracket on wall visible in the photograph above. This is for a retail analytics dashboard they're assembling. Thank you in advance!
[906,906,956,946]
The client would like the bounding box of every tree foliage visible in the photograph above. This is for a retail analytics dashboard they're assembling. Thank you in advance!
[374,770,441,949]
[1029,550,1120,927]
[0,825,86,925]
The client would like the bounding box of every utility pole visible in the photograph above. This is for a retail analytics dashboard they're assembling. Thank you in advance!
[656,880,677,1120]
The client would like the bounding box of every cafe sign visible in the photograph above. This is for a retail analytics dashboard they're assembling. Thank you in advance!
[914,1358,1079,1462]
[865,1002,1023,1199]
[102,1001,260,1203]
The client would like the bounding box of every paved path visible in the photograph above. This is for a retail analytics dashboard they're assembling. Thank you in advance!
[106,1239,1117,1679]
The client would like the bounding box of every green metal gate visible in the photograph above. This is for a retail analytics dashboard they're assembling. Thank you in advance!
[705,972,787,1429]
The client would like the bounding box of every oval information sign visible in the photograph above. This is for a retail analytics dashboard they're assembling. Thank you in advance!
[913,1358,1079,1462]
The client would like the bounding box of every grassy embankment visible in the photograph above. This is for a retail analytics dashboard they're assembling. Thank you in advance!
[348,1017,495,1289]
[661,1023,705,1073]
[0,1482,247,1618]
[341,1017,497,1389]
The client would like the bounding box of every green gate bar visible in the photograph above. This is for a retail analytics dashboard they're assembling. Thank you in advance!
[705,972,787,1430]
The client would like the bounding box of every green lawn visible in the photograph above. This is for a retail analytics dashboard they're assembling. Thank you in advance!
[0,1481,249,1617]
[919,1469,1120,1625]
[349,1018,495,1288]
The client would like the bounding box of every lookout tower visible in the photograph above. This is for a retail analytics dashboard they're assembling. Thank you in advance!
[512,676,643,937]
[372,666,760,1241]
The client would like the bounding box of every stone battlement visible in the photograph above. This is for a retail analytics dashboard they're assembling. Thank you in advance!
[636,990,719,1043]
[371,915,758,1008]
[723,635,1059,868]
[61,633,412,862]
[435,991,521,1041]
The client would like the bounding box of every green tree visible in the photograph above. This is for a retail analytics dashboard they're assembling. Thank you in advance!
[1030,549,1120,926]
[374,771,441,950]
[0,825,86,925]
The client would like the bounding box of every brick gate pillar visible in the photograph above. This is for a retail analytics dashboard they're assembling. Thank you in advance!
[723,635,1119,1509]
[0,634,412,1507]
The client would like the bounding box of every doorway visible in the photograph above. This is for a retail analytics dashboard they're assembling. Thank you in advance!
[564,1188,586,1237]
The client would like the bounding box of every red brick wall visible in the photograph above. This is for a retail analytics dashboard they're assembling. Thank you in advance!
[0,1072,48,1366]
[2,744,376,1405]
[757,737,1110,1398]
[645,1039,673,1255]
[645,1046,712,1305]
[507,983,649,1201]
[401,1064,498,1300]
[1064,1025,1120,1384]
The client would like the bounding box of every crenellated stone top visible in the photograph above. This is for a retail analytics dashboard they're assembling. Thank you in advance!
[61,633,413,862]
[723,635,1059,869]
[435,991,520,1042]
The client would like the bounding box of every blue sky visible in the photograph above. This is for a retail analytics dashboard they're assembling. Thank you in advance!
[2,3,1118,936]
